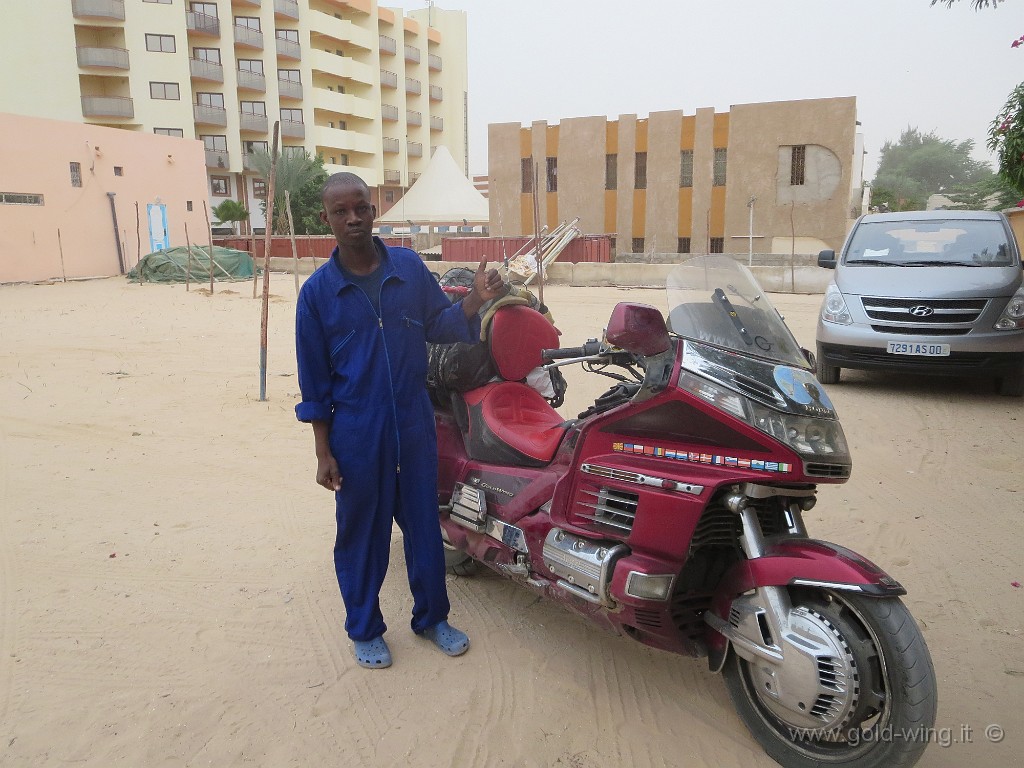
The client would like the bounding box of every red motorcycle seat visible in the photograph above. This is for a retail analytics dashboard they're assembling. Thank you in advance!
[471,381,566,463]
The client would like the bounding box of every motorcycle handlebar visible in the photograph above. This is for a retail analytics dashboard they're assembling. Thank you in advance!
[541,340,605,361]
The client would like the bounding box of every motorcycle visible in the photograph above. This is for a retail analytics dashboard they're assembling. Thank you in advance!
[434,255,937,768]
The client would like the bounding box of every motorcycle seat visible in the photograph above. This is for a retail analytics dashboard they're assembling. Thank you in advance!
[462,381,567,466]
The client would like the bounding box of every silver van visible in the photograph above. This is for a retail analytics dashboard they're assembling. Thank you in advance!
[815,210,1024,396]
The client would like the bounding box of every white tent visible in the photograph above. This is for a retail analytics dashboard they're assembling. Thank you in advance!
[376,145,489,225]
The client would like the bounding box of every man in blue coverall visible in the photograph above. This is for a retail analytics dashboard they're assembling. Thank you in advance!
[295,172,505,669]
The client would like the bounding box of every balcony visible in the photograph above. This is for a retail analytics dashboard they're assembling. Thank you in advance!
[308,12,376,52]
[234,24,264,49]
[237,69,266,91]
[384,169,401,184]
[406,110,421,127]
[383,137,399,154]
[429,84,442,101]
[404,45,420,64]
[76,46,129,70]
[274,0,299,20]
[81,95,133,118]
[312,88,373,119]
[190,58,224,82]
[405,77,420,96]
[240,111,269,132]
[193,103,228,126]
[428,53,441,72]
[407,141,423,158]
[186,12,220,36]
[235,0,261,5]
[278,77,303,99]
[430,115,443,131]
[275,36,300,59]
[380,69,397,89]
[206,149,230,169]
[242,152,259,171]
[72,0,124,21]
[281,119,305,138]
[379,35,396,55]
[381,103,399,121]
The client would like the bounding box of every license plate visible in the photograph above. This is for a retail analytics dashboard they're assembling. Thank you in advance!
[886,341,950,356]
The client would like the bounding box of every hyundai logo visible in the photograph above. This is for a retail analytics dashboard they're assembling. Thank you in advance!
[909,305,934,317]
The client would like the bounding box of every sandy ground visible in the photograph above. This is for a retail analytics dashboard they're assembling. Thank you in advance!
[0,273,1021,768]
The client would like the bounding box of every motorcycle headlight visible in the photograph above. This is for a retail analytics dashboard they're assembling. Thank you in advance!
[995,288,1024,330]
[821,284,852,325]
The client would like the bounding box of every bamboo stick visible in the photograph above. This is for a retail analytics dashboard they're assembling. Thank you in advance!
[259,122,281,402]
[203,200,215,295]
[57,228,67,283]
[285,189,300,295]
[184,222,194,292]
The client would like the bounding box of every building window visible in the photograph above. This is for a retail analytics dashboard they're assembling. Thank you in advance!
[114,167,123,177]
[546,157,557,193]
[710,237,724,253]
[713,148,727,186]
[276,29,298,42]
[146,34,176,53]
[605,154,616,190]
[278,68,300,82]
[677,237,690,254]
[187,201,193,211]
[680,150,693,188]
[385,191,395,203]
[70,162,82,188]
[243,140,268,154]
[211,176,230,196]
[239,59,264,75]
[632,237,644,253]
[283,146,305,158]
[241,100,266,116]
[154,127,184,137]
[339,153,349,165]
[791,144,806,186]
[197,92,225,108]
[1,192,44,206]
[280,108,302,123]
[193,47,220,64]
[521,157,533,193]
[202,135,228,152]
[634,152,647,190]
[235,16,261,31]
[253,179,267,198]
[150,82,180,100]
[191,2,217,16]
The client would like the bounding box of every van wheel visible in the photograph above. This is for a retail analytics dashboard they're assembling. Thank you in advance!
[815,343,840,385]
[996,369,1024,397]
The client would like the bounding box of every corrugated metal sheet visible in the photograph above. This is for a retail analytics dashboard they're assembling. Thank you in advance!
[441,235,611,263]
[213,235,420,260]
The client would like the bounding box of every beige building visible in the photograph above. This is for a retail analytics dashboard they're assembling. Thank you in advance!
[0,1,469,232]
[0,112,210,283]
[488,97,865,256]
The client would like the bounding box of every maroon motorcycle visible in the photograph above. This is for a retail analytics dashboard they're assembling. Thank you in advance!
[435,256,937,768]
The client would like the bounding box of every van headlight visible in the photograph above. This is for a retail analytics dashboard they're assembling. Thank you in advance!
[995,288,1024,330]
[821,284,852,325]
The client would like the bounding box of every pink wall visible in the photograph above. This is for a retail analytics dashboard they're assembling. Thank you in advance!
[0,113,210,283]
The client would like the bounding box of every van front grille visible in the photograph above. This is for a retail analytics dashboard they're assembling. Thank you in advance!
[861,297,987,332]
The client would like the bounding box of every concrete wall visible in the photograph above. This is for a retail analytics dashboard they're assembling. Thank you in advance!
[0,113,209,283]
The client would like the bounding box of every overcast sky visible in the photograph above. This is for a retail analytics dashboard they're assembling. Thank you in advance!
[423,0,1024,179]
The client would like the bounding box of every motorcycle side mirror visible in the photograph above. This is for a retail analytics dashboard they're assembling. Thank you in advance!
[817,249,837,269]
[606,302,671,357]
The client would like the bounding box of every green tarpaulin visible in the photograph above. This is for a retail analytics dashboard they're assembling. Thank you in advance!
[127,246,256,284]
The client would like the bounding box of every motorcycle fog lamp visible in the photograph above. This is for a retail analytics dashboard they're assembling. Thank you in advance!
[995,289,1024,330]
[626,571,675,601]
[821,284,852,325]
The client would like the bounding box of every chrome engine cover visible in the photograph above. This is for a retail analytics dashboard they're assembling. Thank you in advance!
[541,528,627,606]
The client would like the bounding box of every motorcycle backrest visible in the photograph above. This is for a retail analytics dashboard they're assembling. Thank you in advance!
[606,302,671,356]
[489,305,560,381]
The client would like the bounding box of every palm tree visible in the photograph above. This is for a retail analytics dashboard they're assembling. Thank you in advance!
[247,149,323,235]
[211,199,250,235]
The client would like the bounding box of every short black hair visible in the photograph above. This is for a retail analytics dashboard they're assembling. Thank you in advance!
[321,172,370,203]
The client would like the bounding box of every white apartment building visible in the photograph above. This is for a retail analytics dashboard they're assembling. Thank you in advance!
[0,0,469,230]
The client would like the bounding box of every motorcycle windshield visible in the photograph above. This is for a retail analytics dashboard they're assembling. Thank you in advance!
[666,256,808,368]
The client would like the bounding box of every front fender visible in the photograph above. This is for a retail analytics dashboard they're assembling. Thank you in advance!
[705,538,905,671]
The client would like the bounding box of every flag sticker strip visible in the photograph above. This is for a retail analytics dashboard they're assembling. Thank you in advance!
[611,443,791,473]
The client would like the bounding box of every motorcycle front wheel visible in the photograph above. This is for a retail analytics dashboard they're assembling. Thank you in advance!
[722,590,937,768]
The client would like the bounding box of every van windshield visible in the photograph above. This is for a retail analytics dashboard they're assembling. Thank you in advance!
[845,219,1013,267]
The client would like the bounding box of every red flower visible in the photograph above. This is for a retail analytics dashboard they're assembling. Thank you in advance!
[1016,199,1024,208]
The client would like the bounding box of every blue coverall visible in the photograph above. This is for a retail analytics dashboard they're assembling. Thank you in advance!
[295,239,480,641]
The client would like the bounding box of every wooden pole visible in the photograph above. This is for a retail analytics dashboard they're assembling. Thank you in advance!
[57,228,67,283]
[203,200,215,295]
[285,189,300,295]
[184,222,194,292]
[135,201,142,269]
[259,122,281,401]
[531,160,544,307]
